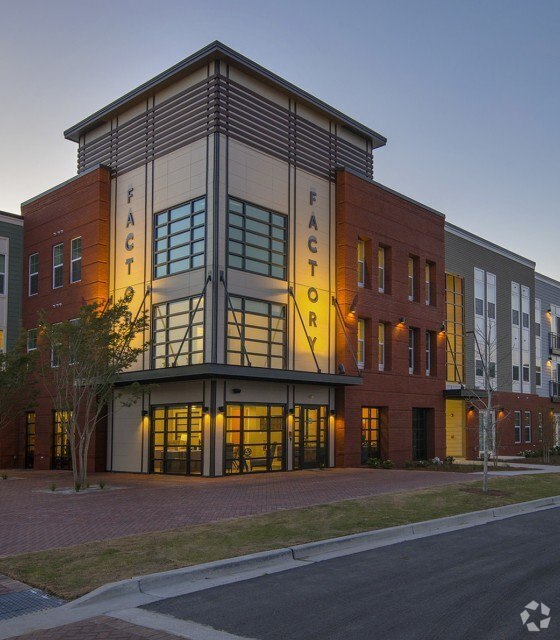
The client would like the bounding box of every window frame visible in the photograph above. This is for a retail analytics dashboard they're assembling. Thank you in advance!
[153,197,206,279]
[514,410,521,444]
[408,257,415,301]
[227,198,287,280]
[378,322,385,372]
[357,318,365,369]
[357,240,365,288]
[0,253,5,296]
[378,246,385,293]
[70,237,82,284]
[52,243,63,289]
[28,253,39,296]
[524,411,531,443]
[408,328,415,374]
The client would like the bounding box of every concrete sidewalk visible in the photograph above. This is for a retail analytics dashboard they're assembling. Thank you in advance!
[1,495,559,640]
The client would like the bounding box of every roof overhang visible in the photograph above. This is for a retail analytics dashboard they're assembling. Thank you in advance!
[64,41,387,149]
[116,363,363,387]
[444,388,488,399]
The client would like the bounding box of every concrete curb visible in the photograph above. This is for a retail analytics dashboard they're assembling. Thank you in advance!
[66,494,560,608]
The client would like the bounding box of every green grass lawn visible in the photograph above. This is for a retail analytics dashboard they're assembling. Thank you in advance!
[1,473,559,600]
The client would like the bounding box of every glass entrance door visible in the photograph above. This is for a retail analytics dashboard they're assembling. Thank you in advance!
[412,408,428,461]
[151,405,203,475]
[294,405,327,469]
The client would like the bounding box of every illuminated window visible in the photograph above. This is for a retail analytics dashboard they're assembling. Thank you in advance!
[151,405,203,475]
[408,257,417,301]
[361,407,381,463]
[154,197,206,278]
[52,411,72,470]
[70,237,82,283]
[425,263,431,305]
[153,297,204,368]
[357,318,365,369]
[52,243,63,289]
[445,273,465,383]
[29,253,38,296]
[228,199,287,279]
[227,296,286,369]
[357,240,365,287]
[0,254,5,295]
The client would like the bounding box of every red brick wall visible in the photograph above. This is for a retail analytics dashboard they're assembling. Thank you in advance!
[466,392,557,458]
[15,167,111,471]
[335,170,446,466]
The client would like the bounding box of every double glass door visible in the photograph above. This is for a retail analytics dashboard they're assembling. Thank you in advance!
[151,405,203,475]
[294,406,327,469]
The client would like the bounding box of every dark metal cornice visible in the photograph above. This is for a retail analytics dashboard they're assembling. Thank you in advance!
[64,41,387,148]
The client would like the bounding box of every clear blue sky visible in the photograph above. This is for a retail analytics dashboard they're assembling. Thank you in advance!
[1,0,559,278]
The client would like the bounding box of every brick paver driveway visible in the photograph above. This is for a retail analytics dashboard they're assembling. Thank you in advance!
[0,467,471,557]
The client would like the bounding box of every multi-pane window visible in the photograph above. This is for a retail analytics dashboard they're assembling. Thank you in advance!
[408,257,415,301]
[357,318,365,369]
[536,365,542,387]
[522,312,529,329]
[153,297,204,368]
[425,263,431,305]
[524,411,531,443]
[0,254,5,295]
[27,328,37,352]
[514,411,521,443]
[408,328,415,374]
[29,253,38,296]
[378,323,385,371]
[512,365,520,381]
[52,243,63,289]
[357,240,365,287]
[475,359,484,377]
[151,405,203,475]
[522,364,530,383]
[227,296,286,369]
[154,197,205,278]
[378,246,385,293]
[426,330,433,376]
[445,274,464,383]
[361,407,381,463]
[52,411,72,470]
[70,237,82,283]
[228,199,287,279]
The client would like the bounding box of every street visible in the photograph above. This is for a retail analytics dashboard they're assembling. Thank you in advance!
[144,507,560,639]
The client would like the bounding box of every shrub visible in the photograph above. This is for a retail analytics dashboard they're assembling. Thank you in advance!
[1,473,7,480]
[367,457,382,468]
[444,456,455,466]
[50,483,56,492]
[382,459,395,469]
[74,481,81,492]
[99,481,105,489]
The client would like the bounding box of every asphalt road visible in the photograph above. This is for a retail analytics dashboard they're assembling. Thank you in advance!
[144,508,560,639]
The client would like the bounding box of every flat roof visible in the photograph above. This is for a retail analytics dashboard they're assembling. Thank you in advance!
[0,210,23,225]
[445,221,536,269]
[64,41,387,148]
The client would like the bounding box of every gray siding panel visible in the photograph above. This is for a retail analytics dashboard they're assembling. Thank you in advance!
[0,219,23,351]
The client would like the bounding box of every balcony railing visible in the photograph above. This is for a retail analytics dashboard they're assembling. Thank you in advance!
[550,333,560,356]
[550,380,560,402]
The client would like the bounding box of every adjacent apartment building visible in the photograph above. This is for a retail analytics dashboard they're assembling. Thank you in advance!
[0,210,24,468]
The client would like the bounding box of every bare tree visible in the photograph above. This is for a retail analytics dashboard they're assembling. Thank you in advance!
[38,289,149,488]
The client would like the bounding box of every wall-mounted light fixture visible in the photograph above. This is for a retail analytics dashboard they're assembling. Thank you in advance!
[203,406,210,415]
[337,363,346,375]
[440,322,446,333]
[141,410,149,417]
[288,408,294,415]
[232,388,242,394]
[218,406,224,414]
[548,357,553,364]
[547,309,552,315]
[330,409,336,416]
[398,316,406,325]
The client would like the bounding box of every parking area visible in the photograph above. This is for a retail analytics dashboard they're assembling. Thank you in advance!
[0,467,471,557]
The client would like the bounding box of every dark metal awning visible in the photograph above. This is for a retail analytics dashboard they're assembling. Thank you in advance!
[444,388,488,399]
[116,363,362,387]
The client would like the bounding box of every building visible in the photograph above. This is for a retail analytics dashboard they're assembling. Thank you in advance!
[535,273,560,444]
[0,210,24,468]
[8,41,455,475]
[444,222,552,458]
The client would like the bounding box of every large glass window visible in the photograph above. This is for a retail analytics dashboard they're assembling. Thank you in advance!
[52,411,72,470]
[52,243,63,289]
[378,246,385,292]
[151,405,203,475]
[524,411,531,443]
[357,318,365,369]
[225,404,285,473]
[154,197,205,278]
[408,257,416,301]
[70,237,82,283]
[514,411,521,443]
[378,323,385,371]
[29,253,38,296]
[27,328,37,352]
[0,254,5,295]
[445,273,464,383]
[361,407,380,463]
[153,297,204,368]
[227,296,286,369]
[228,199,287,279]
